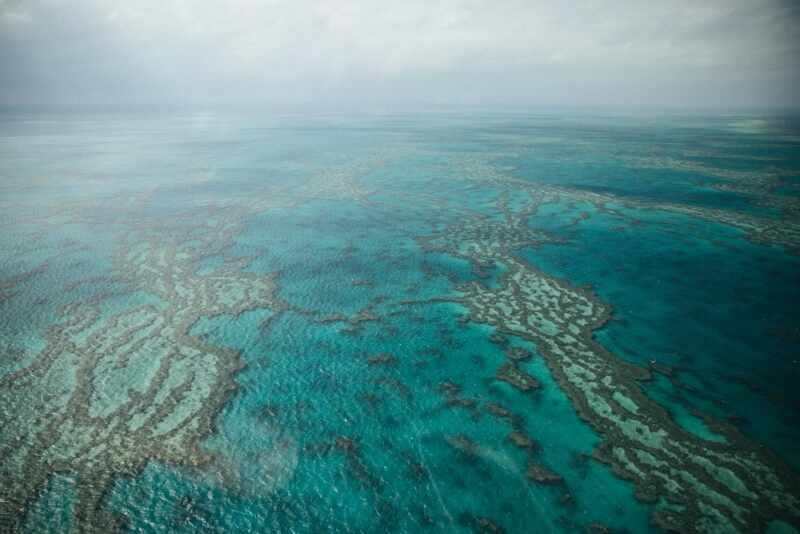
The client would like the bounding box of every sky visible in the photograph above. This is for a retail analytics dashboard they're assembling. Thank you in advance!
[0,0,798,111]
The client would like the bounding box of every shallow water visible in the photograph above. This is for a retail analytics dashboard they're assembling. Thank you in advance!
[1,111,799,533]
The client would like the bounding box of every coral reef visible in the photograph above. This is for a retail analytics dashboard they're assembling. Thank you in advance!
[420,193,800,532]
[448,151,800,254]
[0,150,391,531]
[0,213,283,532]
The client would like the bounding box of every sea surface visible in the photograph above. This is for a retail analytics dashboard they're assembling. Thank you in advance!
[1,111,799,533]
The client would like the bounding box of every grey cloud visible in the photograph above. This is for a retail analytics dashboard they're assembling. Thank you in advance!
[1,0,798,110]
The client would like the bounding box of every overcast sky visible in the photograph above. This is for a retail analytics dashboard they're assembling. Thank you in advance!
[1,0,798,110]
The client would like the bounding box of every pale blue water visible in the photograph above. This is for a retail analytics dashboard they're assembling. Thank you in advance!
[1,112,799,533]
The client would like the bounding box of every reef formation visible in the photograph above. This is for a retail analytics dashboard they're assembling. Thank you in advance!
[419,189,800,532]
[0,151,390,532]
[448,151,800,255]
[0,210,283,532]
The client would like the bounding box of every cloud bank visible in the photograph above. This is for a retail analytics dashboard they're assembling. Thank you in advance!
[1,0,798,110]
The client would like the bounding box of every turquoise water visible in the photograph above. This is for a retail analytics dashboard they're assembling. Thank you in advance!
[1,112,799,533]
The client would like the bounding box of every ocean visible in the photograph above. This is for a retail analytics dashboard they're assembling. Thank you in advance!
[1,111,798,533]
